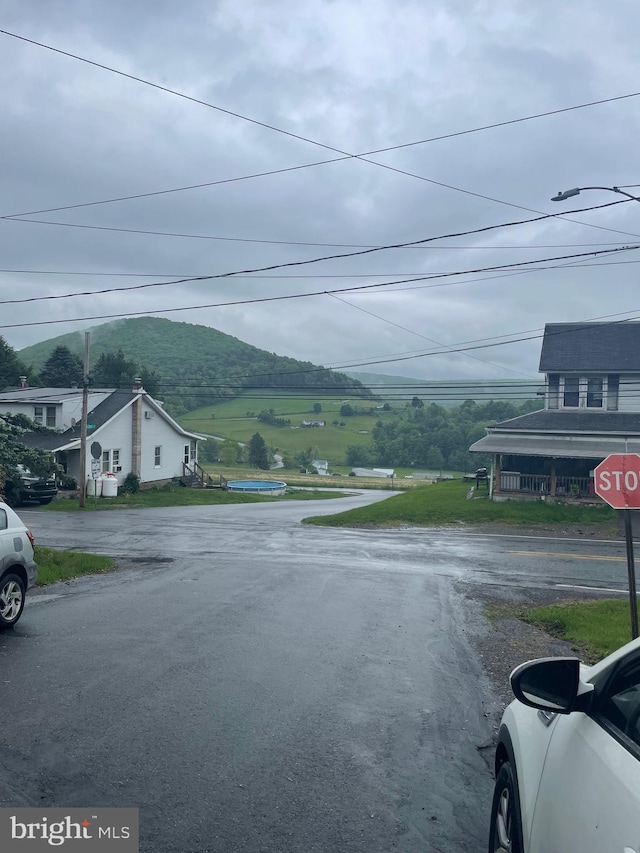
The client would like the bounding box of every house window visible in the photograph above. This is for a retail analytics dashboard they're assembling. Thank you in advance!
[183,444,191,465]
[34,406,43,424]
[46,406,56,427]
[563,377,580,407]
[607,375,619,411]
[548,374,560,409]
[101,450,122,472]
[154,446,162,467]
[587,377,603,408]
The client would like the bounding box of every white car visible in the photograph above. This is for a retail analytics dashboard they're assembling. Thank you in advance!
[489,640,640,852]
[0,500,37,629]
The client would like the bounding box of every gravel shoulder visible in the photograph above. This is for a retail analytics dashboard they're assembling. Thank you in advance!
[459,520,623,710]
[459,520,621,541]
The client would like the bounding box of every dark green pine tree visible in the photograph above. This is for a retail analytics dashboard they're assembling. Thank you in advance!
[40,346,84,387]
[248,432,270,470]
[0,336,30,389]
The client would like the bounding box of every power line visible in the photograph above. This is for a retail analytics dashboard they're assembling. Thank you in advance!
[4,210,638,247]
[0,245,633,321]
[156,381,542,390]
[0,203,632,308]
[0,236,633,266]
[206,314,640,380]
[2,28,640,239]
[328,291,532,378]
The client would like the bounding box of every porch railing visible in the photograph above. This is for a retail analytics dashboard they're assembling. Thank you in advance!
[500,472,550,493]
[499,472,594,498]
[555,476,593,498]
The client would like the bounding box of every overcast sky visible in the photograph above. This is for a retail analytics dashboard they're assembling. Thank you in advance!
[2,1,640,383]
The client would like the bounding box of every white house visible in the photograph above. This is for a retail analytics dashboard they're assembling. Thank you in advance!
[5,384,202,487]
[311,459,329,475]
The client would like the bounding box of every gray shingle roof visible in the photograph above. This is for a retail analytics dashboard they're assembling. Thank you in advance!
[539,322,640,372]
[492,409,640,434]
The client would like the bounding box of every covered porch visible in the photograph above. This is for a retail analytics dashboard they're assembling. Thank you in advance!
[493,454,598,501]
[470,428,640,503]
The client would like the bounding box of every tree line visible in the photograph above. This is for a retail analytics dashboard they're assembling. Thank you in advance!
[345,398,541,472]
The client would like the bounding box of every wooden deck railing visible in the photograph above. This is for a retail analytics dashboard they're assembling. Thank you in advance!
[182,461,216,488]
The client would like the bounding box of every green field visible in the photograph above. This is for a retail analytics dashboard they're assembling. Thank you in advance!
[179,392,396,464]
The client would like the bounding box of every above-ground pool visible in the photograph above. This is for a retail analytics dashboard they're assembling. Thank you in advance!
[226,480,287,495]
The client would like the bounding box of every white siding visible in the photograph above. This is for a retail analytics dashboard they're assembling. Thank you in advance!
[93,407,134,479]
[139,401,192,483]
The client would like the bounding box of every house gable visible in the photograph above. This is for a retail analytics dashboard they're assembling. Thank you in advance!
[537,323,640,414]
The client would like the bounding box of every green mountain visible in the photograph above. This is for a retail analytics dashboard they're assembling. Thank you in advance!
[18,318,369,415]
[345,371,541,408]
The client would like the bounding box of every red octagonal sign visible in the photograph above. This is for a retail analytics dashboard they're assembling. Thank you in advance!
[594,453,640,509]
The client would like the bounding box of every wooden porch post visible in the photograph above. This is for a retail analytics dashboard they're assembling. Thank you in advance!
[494,454,502,495]
[550,462,557,497]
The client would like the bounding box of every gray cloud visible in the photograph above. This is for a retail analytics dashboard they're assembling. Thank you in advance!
[2,0,640,383]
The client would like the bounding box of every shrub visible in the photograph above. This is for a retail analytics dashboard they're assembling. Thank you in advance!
[121,472,140,494]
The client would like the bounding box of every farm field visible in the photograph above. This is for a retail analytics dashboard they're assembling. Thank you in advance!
[178,392,396,464]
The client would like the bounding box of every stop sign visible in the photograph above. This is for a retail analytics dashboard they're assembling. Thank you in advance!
[594,453,640,509]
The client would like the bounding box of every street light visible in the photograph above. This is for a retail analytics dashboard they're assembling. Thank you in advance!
[551,186,640,203]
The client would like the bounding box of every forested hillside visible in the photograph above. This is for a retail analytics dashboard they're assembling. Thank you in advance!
[17,317,369,414]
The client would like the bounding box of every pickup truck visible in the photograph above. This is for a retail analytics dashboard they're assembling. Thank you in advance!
[4,466,58,507]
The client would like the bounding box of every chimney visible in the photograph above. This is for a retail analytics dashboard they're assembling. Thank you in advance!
[132,377,144,393]
[19,376,28,389]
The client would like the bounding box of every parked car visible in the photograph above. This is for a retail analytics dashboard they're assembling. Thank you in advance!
[4,465,58,507]
[489,641,640,852]
[0,501,37,629]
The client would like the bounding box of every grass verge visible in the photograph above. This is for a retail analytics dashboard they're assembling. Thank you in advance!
[44,484,347,511]
[522,598,639,661]
[304,479,617,528]
[35,546,114,585]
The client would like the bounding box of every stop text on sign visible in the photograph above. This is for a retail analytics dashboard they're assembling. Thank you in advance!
[598,470,640,492]
[594,453,640,509]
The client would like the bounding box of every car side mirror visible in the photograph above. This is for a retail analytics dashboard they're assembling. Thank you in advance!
[510,657,594,714]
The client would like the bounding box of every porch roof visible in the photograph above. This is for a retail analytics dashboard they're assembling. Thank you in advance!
[470,432,640,458]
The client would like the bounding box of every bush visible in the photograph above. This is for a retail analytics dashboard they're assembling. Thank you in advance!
[58,474,77,490]
[121,472,140,494]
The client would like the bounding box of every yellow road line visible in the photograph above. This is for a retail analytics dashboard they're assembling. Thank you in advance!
[509,550,625,562]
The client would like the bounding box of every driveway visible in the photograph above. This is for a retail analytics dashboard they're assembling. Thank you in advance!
[2,493,628,852]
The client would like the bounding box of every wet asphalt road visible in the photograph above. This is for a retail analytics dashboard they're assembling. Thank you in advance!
[0,493,631,852]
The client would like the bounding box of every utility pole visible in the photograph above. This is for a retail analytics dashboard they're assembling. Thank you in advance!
[79,332,90,508]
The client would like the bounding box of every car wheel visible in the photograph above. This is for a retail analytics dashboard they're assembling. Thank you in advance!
[0,573,26,629]
[489,761,524,853]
